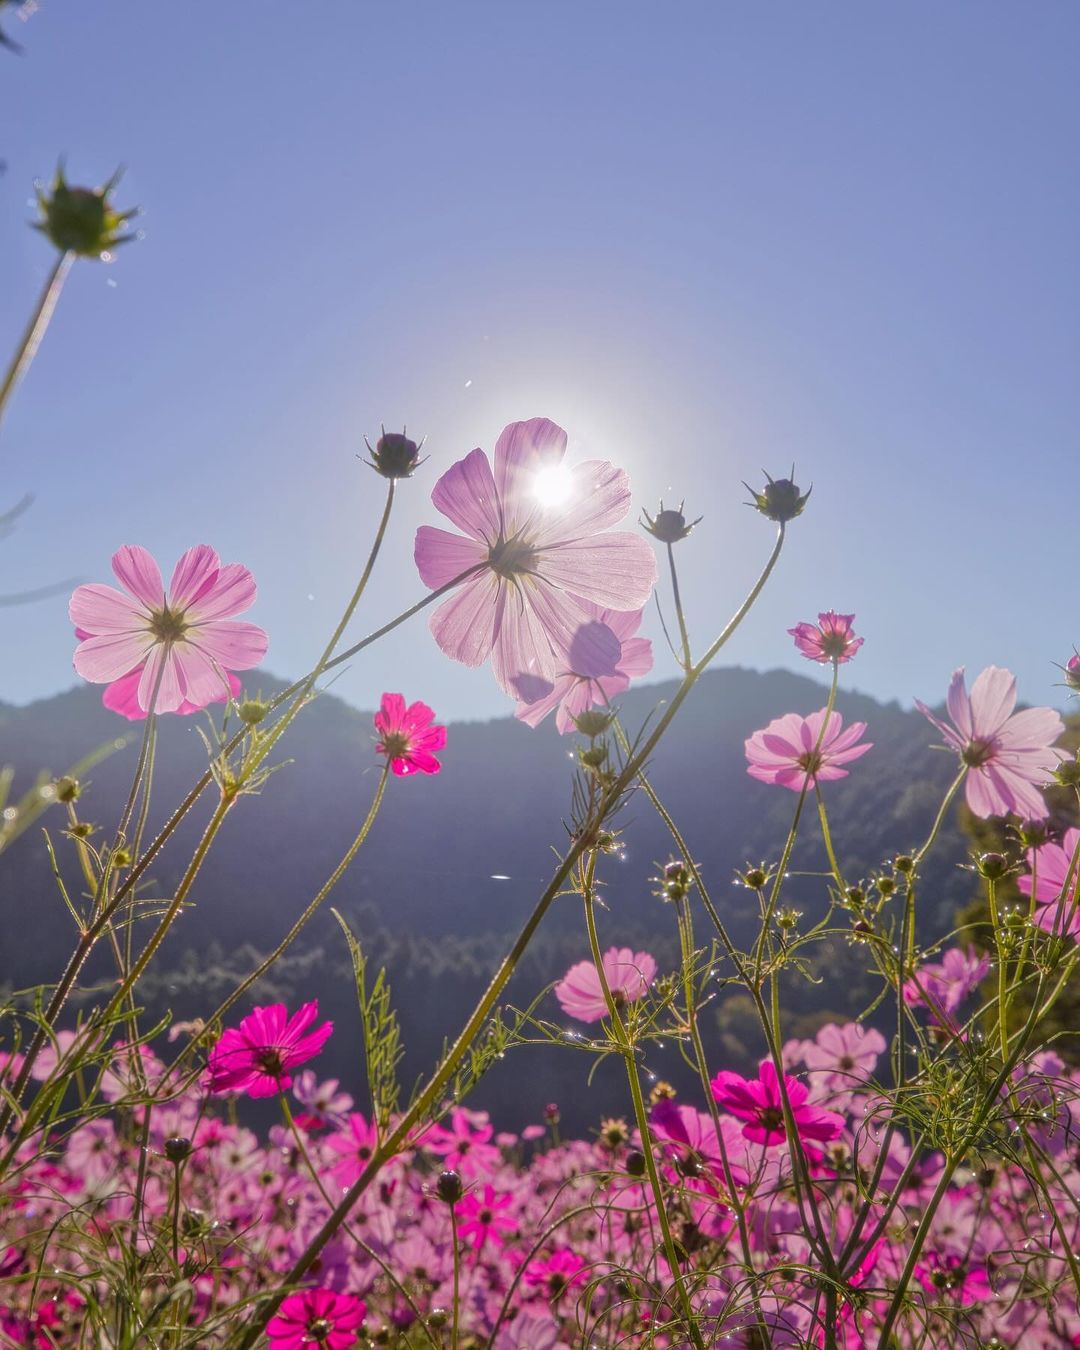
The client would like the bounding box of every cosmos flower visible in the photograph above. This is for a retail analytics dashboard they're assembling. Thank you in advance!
[373,693,447,776]
[1018,827,1080,940]
[801,1022,886,1088]
[94,662,241,721]
[70,544,267,715]
[744,708,871,791]
[710,1060,843,1147]
[915,667,1065,820]
[788,611,864,664]
[457,1183,518,1249]
[414,418,657,698]
[207,1002,333,1099]
[266,1288,366,1349]
[902,947,989,1019]
[554,948,658,1023]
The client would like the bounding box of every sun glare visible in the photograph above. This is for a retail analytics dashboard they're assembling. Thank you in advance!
[532,463,574,508]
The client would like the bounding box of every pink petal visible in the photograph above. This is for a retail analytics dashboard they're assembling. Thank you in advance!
[492,418,567,528]
[944,668,974,741]
[429,573,504,667]
[69,583,145,635]
[515,677,566,729]
[187,620,268,670]
[618,635,654,678]
[184,562,257,622]
[968,666,1018,738]
[531,460,632,545]
[995,706,1064,752]
[138,645,186,714]
[566,620,622,678]
[73,631,154,683]
[914,698,965,752]
[534,532,658,609]
[990,764,1052,821]
[101,668,146,719]
[111,545,165,609]
[414,526,489,590]
[430,448,502,544]
[168,545,221,610]
[171,644,238,709]
[491,587,562,696]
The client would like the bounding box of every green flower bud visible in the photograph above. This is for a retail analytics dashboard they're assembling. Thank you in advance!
[640,499,702,544]
[742,866,768,891]
[977,852,1009,881]
[34,164,138,258]
[578,745,608,770]
[893,854,914,875]
[54,775,81,803]
[744,468,811,523]
[436,1169,463,1204]
[237,698,269,726]
[844,885,865,907]
[572,708,615,738]
[876,876,896,898]
[363,427,425,479]
[1055,759,1080,788]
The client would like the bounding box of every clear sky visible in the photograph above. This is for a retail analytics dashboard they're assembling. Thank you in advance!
[2,2,1078,722]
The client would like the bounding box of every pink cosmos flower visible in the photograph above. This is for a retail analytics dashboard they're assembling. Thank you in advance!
[710,1060,843,1148]
[554,948,658,1023]
[414,418,657,698]
[513,604,653,733]
[903,946,989,1018]
[207,1002,333,1099]
[373,693,446,776]
[1018,827,1080,940]
[915,667,1065,820]
[788,611,864,664]
[96,662,242,720]
[456,1183,518,1250]
[521,1247,587,1299]
[266,1288,366,1349]
[802,1022,886,1088]
[326,1112,380,1189]
[744,707,871,791]
[70,545,267,715]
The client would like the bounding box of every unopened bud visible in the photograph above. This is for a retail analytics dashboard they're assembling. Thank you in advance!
[54,776,81,803]
[742,865,768,891]
[744,469,811,524]
[977,852,1009,881]
[34,164,138,258]
[573,709,614,738]
[435,1169,462,1205]
[876,876,896,898]
[625,1150,646,1177]
[1019,821,1049,849]
[641,499,701,544]
[363,427,425,480]
[164,1136,192,1163]
[844,885,865,907]
[648,1080,676,1104]
[1065,655,1080,693]
[1055,759,1080,788]
[543,1102,560,1124]
[893,855,914,875]
[428,1308,449,1330]
[579,745,608,770]
[237,698,269,726]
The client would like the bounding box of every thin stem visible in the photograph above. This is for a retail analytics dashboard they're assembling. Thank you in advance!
[667,542,692,670]
[0,252,73,426]
[450,1204,461,1350]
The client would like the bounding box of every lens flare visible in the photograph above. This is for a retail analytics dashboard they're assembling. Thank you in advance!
[532,463,574,507]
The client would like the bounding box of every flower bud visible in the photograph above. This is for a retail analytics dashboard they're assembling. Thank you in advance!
[428,1308,449,1330]
[640,499,701,544]
[1019,821,1049,849]
[112,847,132,868]
[1055,759,1080,788]
[1065,655,1080,692]
[744,469,811,523]
[435,1169,462,1205]
[625,1150,646,1177]
[648,1080,676,1104]
[543,1102,560,1124]
[893,854,914,875]
[573,709,615,738]
[578,745,608,770]
[844,885,865,907]
[776,906,802,931]
[977,852,1009,881]
[875,876,896,898]
[68,821,94,839]
[164,1136,192,1163]
[54,775,81,803]
[34,165,138,258]
[741,865,768,891]
[237,698,269,726]
[363,427,425,480]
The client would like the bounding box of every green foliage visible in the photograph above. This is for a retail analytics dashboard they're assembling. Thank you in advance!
[332,908,403,1133]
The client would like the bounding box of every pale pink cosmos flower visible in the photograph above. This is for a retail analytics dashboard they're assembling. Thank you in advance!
[554,948,658,1023]
[207,1001,333,1098]
[97,662,241,721]
[414,418,657,698]
[802,1022,886,1089]
[788,611,864,664]
[514,604,653,733]
[266,1289,366,1350]
[373,693,446,776]
[70,545,267,715]
[744,708,871,791]
[1018,827,1080,940]
[710,1060,843,1148]
[903,946,989,1018]
[915,666,1065,820]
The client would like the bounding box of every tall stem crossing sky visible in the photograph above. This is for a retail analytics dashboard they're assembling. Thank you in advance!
[2,2,1078,720]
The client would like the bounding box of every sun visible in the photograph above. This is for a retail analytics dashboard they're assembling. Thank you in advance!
[532,463,574,508]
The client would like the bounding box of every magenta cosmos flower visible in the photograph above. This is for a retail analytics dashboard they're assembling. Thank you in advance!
[915,666,1065,820]
[514,604,653,733]
[70,545,267,715]
[414,418,657,698]
[710,1060,843,1147]
[788,610,863,664]
[207,1001,333,1098]
[554,947,657,1022]
[266,1288,366,1350]
[744,707,871,791]
[1019,827,1080,939]
[373,693,446,776]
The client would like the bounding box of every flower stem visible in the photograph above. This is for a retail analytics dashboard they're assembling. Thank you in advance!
[0,252,73,427]
[667,541,692,670]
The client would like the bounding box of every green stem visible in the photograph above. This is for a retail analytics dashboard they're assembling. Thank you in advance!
[450,1204,461,1350]
[0,252,73,426]
[667,541,692,670]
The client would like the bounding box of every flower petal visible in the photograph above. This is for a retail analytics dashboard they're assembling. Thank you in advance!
[531,460,632,545]
[73,631,154,683]
[187,620,268,671]
[535,532,658,609]
[492,418,567,529]
[184,562,257,622]
[968,666,1018,738]
[414,526,489,590]
[111,546,165,609]
[69,583,146,635]
[429,573,503,667]
[430,448,502,544]
[168,545,222,610]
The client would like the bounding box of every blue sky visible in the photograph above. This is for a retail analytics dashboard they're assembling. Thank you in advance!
[2,2,1078,723]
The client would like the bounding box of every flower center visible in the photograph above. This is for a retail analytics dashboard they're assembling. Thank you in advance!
[255,1048,284,1077]
[797,750,823,775]
[488,534,538,580]
[961,738,995,768]
[305,1318,332,1341]
[819,631,850,659]
[147,606,188,643]
[758,1106,784,1131]
[380,731,412,759]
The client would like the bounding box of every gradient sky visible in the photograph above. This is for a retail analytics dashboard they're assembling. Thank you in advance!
[2,2,1078,724]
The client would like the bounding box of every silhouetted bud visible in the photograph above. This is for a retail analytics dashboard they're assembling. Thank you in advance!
[573,709,615,738]
[435,1169,462,1205]
[363,427,425,480]
[112,847,132,867]
[876,876,896,898]
[744,469,811,523]
[34,164,138,257]
[844,885,865,907]
[54,775,80,803]
[741,865,768,891]
[428,1308,449,1330]
[164,1136,192,1163]
[1055,759,1080,788]
[641,499,701,544]
[893,854,914,875]
[1019,821,1049,849]
[1065,655,1080,693]
[625,1150,646,1177]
